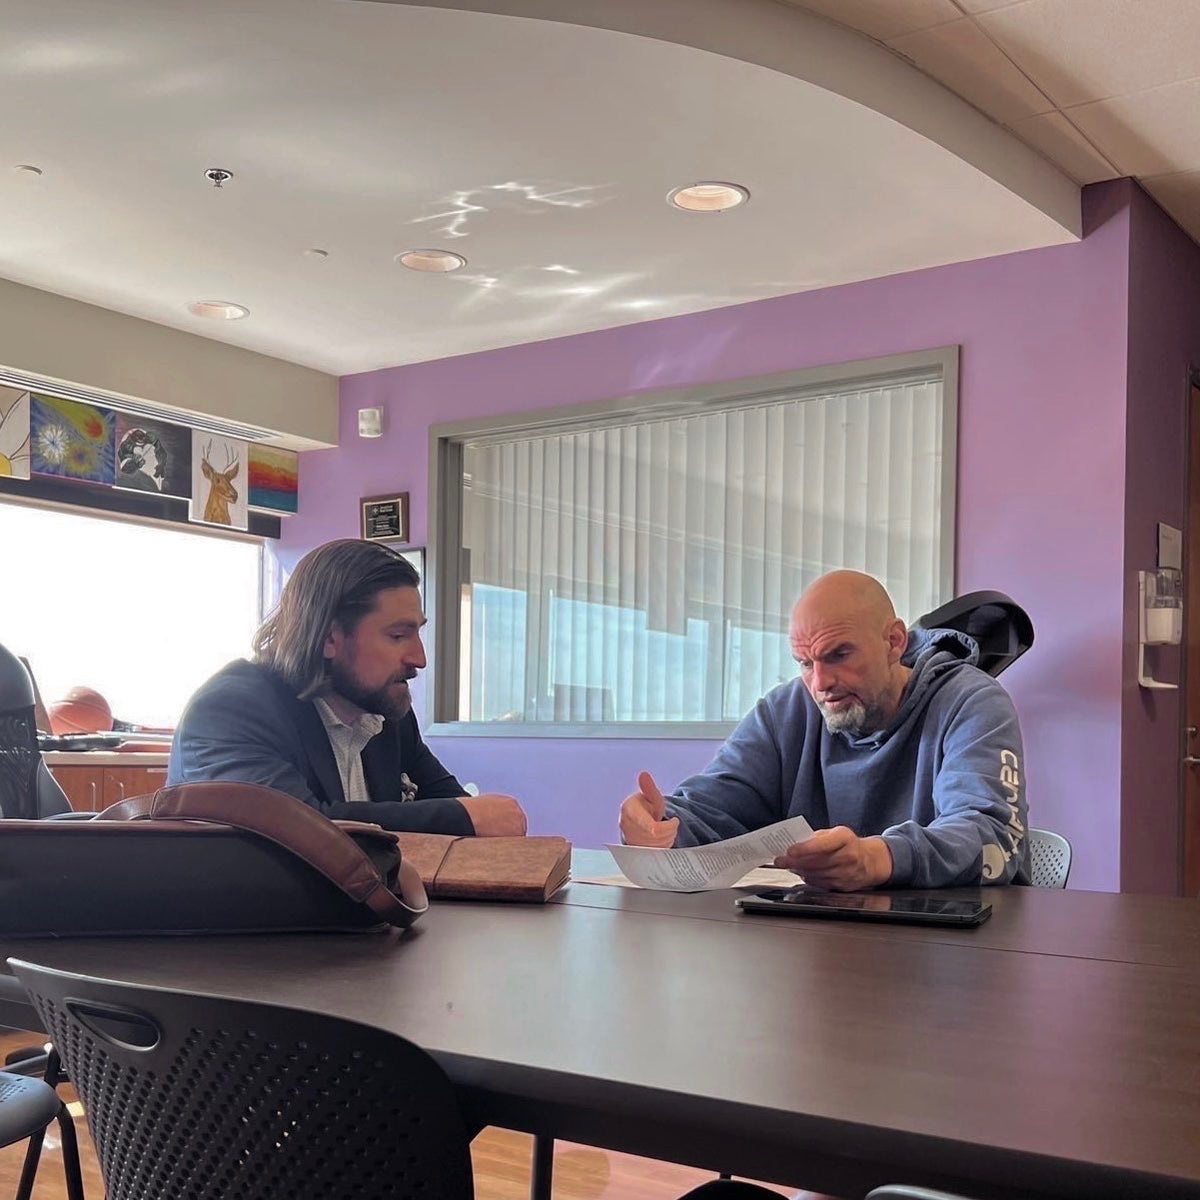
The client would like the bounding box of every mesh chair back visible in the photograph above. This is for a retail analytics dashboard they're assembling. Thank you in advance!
[11,959,475,1200]
[1027,828,1072,889]
[0,703,41,820]
[0,642,69,819]
[911,590,1034,678]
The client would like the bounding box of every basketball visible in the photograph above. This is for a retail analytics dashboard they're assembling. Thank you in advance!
[48,686,114,735]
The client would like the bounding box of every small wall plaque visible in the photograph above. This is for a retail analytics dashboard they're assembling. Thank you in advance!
[361,492,409,543]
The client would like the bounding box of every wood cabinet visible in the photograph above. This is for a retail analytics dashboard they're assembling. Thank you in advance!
[45,754,169,812]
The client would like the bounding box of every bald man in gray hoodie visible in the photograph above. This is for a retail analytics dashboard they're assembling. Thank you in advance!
[620,570,1029,890]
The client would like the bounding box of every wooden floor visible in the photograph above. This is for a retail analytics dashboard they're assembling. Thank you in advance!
[0,1031,793,1199]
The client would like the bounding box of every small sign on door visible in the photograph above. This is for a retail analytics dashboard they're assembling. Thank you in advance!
[1159,521,1183,571]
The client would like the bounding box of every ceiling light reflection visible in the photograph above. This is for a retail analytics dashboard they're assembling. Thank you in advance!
[668,182,750,213]
[397,249,467,273]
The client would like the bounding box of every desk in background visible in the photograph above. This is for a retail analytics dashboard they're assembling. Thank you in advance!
[43,750,168,811]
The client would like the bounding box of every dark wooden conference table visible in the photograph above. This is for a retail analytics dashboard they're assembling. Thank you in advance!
[4,848,1200,1200]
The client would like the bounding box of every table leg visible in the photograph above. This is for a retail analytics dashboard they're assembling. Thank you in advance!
[529,1133,554,1200]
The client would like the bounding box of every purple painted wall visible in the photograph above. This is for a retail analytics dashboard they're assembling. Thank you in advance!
[1120,183,1200,894]
[279,180,1138,890]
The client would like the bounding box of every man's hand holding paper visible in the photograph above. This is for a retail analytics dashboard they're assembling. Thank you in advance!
[619,770,680,848]
[773,826,893,891]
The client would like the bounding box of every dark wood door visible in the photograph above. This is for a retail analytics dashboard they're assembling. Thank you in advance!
[1185,381,1200,897]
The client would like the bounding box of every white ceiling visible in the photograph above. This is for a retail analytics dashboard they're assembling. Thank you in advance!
[788,0,1200,240]
[0,0,1078,375]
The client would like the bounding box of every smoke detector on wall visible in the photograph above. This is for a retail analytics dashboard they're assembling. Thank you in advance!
[358,407,385,438]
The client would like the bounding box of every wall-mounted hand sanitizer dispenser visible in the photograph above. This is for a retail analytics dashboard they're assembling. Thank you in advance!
[1139,568,1183,689]
[1144,569,1183,644]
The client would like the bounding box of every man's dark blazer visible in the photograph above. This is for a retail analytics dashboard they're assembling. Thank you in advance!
[167,659,474,834]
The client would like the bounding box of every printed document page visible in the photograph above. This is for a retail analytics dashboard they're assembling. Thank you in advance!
[607,816,814,891]
[574,866,804,890]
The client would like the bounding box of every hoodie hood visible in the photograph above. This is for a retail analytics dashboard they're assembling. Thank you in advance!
[843,626,982,748]
[902,624,980,669]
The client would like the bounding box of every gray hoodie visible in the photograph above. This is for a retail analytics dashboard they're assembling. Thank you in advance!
[666,627,1030,887]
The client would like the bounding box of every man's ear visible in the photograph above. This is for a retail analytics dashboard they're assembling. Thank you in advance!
[886,617,909,663]
[323,622,344,661]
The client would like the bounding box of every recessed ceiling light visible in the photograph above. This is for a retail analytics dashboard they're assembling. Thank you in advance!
[396,249,467,273]
[667,182,749,213]
[187,300,249,320]
[13,164,42,177]
[304,248,329,259]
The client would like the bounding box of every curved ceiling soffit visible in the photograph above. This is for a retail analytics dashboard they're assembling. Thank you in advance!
[357,0,1081,238]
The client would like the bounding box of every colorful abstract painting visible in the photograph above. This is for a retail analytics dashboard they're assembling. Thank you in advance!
[30,395,115,483]
[0,387,31,480]
[248,444,299,514]
[190,430,248,530]
[113,413,193,498]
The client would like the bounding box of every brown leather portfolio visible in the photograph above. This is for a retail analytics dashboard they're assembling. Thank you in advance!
[396,833,572,902]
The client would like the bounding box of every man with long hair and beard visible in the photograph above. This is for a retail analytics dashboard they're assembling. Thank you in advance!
[169,539,526,835]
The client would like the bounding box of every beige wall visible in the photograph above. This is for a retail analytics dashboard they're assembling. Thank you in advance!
[0,276,338,448]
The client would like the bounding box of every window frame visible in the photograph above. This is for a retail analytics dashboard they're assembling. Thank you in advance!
[427,346,959,738]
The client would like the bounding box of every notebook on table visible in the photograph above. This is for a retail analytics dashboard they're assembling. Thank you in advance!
[396,833,571,902]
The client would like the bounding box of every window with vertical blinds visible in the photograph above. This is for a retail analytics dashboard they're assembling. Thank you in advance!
[432,351,957,732]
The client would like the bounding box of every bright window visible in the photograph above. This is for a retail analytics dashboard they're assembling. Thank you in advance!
[432,350,957,733]
[0,502,263,727]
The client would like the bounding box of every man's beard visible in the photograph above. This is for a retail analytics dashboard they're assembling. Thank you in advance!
[818,696,885,737]
[327,660,413,721]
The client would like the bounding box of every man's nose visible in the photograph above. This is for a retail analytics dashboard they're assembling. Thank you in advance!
[810,661,836,693]
[406,635,428,672]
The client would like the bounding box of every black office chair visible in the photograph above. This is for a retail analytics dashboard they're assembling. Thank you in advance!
[0,640,72,820]
[0,1067,84,1200]
[910,590,1034,678]
[0,1067,85,1200]
[913,597,1067,889]
[11,958,477,1200]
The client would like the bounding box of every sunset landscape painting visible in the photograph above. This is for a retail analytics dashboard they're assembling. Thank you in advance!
[248,444,299,514]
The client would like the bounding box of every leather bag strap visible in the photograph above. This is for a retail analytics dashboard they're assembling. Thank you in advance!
[98,783,428,927]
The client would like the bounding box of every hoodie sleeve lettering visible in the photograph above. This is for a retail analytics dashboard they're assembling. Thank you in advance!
[881,684,1028,887]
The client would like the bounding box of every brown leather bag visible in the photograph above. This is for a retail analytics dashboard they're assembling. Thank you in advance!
[0,782,429,937]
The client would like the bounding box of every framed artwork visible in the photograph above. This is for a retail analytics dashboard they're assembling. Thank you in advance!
[113,413,192,497]
[248,444,299,514]
[361,492,409,543]
[0,387,31,479]
[190,431,249,529]
[30,394,115,484]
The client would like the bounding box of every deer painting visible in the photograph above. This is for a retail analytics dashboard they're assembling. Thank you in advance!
[200,439,240,525]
